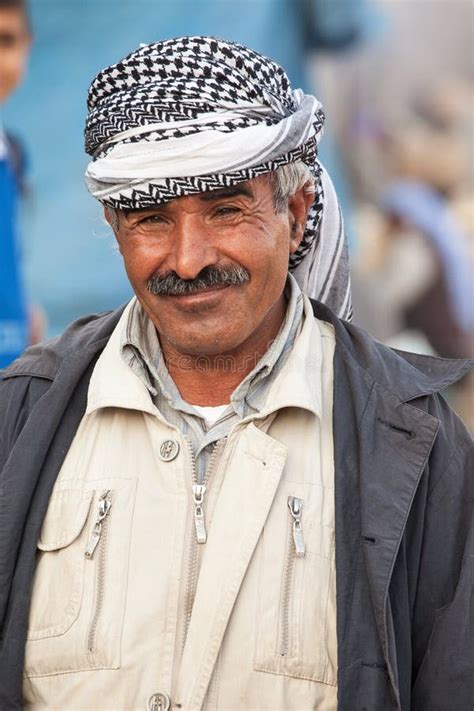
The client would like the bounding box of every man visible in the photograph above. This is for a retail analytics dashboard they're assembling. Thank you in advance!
[0,0,31,367]
[0,37,472,711]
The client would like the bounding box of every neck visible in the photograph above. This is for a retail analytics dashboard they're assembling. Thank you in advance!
[160,297,287,406]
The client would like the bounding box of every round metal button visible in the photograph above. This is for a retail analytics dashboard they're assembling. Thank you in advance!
[147,692,170,711]
[158,439,180,462]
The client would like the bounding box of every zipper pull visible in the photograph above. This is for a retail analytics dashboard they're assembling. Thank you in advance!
[85,490,112,559]
[192,484,207,544]
[287,496,305,557]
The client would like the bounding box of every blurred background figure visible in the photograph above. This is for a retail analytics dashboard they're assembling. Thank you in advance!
[0,0,35,368]
[353,121,474,426]
[331,1,474,428]
[352,124,473,360]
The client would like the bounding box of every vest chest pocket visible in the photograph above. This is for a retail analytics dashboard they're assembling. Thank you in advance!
[254,486,337,685]
[24,478,136,678]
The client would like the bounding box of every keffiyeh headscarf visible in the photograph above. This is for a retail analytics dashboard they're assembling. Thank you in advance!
[84,36,352,319]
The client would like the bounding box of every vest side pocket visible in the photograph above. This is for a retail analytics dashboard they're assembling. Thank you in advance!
[24,478,136,678]
[254,484,337,685]
[27,486,95,641]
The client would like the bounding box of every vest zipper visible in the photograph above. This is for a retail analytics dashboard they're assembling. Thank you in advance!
[192,483,207,544]
[191,439,222,545]
[85,489,113,653]
[279,496,305,657]
[183,440,224,647]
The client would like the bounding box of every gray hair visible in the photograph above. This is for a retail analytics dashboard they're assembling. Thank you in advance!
[106,159,314,231]
[105,206,120,232]
[270,161,315,212]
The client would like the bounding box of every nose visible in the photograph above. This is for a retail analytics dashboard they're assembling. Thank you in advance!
[166,215,220,280]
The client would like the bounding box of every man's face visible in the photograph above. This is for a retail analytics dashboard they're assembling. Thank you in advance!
[110,175,310,358]
[0,7,30,103]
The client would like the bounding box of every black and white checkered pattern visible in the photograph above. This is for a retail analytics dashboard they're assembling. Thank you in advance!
[86,36,299,155]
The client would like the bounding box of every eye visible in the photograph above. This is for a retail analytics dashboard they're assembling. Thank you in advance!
[214,205,241,218]
[139,213,168,225]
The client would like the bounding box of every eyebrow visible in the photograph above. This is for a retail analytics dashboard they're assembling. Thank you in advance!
[198,185,254,202]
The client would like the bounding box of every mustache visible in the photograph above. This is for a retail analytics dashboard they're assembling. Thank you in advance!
[146,264,250,296]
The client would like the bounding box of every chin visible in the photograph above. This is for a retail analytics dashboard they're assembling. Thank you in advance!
[168,329,244,358]
[173,338,235,358]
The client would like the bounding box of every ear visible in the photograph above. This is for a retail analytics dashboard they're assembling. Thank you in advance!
[287,184,314,254]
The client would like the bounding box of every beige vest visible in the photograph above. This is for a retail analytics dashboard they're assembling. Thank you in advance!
[23,297,337,711]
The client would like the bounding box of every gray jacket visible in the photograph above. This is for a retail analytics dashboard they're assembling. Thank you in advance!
[0,301,472,710]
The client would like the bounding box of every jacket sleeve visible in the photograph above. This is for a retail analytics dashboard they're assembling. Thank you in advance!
[410,393,474,708]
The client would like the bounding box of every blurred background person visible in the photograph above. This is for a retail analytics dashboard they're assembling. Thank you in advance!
[352,118,474,428]
[352,123,473,360]
[0,0,32,368]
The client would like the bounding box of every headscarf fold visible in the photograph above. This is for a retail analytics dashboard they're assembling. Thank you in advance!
[84,36,352,320]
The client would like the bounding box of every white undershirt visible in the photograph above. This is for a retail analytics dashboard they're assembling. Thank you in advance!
[191,404,229,427]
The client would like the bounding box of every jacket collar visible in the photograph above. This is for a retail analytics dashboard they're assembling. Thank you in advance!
[86,301,159,417]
